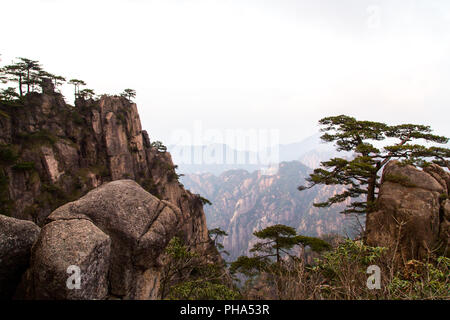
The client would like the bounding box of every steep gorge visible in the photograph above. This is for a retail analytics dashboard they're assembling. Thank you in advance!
[182,161,356,260]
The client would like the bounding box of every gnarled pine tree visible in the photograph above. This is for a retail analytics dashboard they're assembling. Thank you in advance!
[298,115,449,215]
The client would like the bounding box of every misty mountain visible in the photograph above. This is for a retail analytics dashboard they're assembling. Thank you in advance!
[181,161,359,260]
[169,133,341,176]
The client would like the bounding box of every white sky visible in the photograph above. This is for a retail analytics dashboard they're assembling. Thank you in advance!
[1,0,449,145]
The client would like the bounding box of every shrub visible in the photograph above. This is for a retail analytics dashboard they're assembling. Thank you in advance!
[18,130,58,146]
[237,239,450,300]
[166,280,240,300]
[151,141,167,152]
[161,236,238,300]
[12,161,35,171]
[0,144,18,165]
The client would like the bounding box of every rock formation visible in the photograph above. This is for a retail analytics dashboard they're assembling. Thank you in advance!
[17,180,181,300]
[0,215,40,299]
[366,161,450,261]
[0,90,220,299]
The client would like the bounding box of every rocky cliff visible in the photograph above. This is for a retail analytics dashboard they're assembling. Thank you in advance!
[0,88,220,299]
[182,161,355,260]
[366,161,450,261]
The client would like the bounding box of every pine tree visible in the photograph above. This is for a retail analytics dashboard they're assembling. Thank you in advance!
[78,88,95,100]
[69,79,86,98]
[121,88,136,102]
[298,115,449,215]
[230,224,330,276]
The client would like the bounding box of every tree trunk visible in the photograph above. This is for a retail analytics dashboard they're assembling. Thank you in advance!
[19,75,23,97]
[367,163,381,213]
[367,175,376,208]
[276,239,280,264]
[26,70,30,93]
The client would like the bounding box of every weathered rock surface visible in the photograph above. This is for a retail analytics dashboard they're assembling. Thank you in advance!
[366,161,450,261]
[26,219,110,300]
[20,180,181,300]
[0,215,40,299]
[0,92,221,299]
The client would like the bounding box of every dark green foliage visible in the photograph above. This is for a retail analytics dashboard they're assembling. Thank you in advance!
[250,224,331,262]
[231,224,331,279]
[295,235,333,253]
[70,110,84,125]
[151,141,167,152]
[0,170,13,216]
[198,195,212,206]
[166,164,184,182]
[0,87,20,102]
[120,89,136,102]
[160,236,237,300]
[115,111,127,126]
[299,115,449,215]
[1,58,43,96]
[78,88,95,100]
[41,183,68,200]
[129,146,139,153]
[230,256,271,277]
[209,227,229,256]
[312,240,387,280]
[0,144,19,165]
[166,280,240,300]
[439,193,448,202]
[209,227,228,238]
[383,173,417,188]
[18,130,58,146]
[69,79,86,100]
[12,161,35,171]
[38,71,66,88]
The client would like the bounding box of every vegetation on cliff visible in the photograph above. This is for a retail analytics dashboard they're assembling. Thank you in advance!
[1,56,448,300]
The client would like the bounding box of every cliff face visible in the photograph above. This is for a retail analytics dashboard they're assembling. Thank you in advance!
[16,180,184,300]
[366,161,450,261]
[182,161,353,260]
[0,90,219,298]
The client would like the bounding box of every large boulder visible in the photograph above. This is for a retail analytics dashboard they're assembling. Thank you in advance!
[20,180,181,300]
[366,161,449,261]
[0,215,40,299]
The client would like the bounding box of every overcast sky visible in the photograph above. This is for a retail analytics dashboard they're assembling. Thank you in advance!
[1,0,449,146]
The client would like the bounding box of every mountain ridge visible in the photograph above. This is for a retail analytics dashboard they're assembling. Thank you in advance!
[181,160,357,260]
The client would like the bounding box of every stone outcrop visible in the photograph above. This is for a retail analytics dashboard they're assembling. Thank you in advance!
[366,161,450,261]
[0,215,40,299]
[0,91,221,299]
[18,180,180,300]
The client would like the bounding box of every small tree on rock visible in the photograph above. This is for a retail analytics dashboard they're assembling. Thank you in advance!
[298,115,449,216]
[69,79,86,99]
[78,88,95,100]
[231,224,331,277]
[121,88,136,102]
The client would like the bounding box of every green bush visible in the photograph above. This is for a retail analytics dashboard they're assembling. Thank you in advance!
[0,144,18,165]
[0,170,13,216]
[166,280,240,300]
[18,130,58,146]
[12,161,35,171]
[387,257,450,299]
